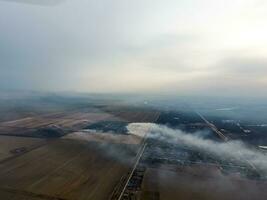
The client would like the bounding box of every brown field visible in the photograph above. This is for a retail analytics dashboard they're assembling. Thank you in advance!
[0,189,44,200]
[0,111,120,137]
[141,164,267,200]
[105,111,160,123]
[0,138,139,200]
[0,136,46,162]
[104,107,160,123]
[0,105,150,199]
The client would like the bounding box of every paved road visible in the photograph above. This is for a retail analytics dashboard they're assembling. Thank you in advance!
[117,142,147,200]
[196,111,228,141]
[196,111,258,172]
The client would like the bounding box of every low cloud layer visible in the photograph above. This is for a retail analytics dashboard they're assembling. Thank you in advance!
[0,0,267,96]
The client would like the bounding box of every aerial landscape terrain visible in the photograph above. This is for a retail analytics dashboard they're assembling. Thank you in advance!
[0,93,267,200]
[1,0,267,199]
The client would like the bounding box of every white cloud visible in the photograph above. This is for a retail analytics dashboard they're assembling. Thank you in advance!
[0,0,267,95]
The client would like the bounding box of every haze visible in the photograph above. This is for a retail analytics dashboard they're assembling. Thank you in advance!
[0,0,267,97]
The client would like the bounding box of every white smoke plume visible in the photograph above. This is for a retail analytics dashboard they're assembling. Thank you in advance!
[127,123,267,175]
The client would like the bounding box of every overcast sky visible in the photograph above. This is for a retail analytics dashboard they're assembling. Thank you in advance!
[0,0,267,96]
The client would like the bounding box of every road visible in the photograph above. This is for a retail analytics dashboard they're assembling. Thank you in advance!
[196,111,228,141]
[196,111,258,172]
[117,142,147,200]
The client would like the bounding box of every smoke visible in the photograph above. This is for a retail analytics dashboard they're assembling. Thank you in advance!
[127,123,267,175]
[64,132,140,165]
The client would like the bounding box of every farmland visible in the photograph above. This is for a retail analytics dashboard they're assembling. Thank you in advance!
[0,97,152,200]
[1,95,267,200]
[0,136,46,162]
[0,138,140,200]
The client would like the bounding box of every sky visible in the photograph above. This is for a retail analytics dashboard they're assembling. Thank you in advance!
[0,0,267,96]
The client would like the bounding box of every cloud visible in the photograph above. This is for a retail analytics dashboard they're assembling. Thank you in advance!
[0,0,267,95]
[218,57,267,77]
[0,0,64,6]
